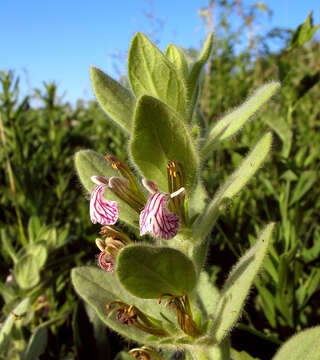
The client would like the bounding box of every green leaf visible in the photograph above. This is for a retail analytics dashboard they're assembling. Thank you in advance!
[296,268,320,309]
[90,66,136,134]
[1,229,18,264]
[291,71,320,106]
[188,32,213,84]
[196,132,272,240]
[22,325,48,360]
[165,44,189,80]
[27,216,41,243]
[40,227,57,249]
[130,95,199,193]
[280,170,298,182]
[255,282,277,328]
[203,338,231,360]
[75,150,139,228]
[128,32,187,116]
[14,254,40,289]
[189,181,208,218]
[75,149,118,192]
[266,115,292,159]
[71,266,175,343]
[25,241,48,268]
[196,271,220,317]
[116,245,197,298]
[209,223,274,343]
[187,32,213,121]
[289,170,317,206]
[273,326,320,360]
[0,298,30,353]
[231,349,261,360]
[288,12,320,51]
[201,83,279,158]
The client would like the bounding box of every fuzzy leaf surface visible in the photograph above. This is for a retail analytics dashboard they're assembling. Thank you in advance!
[165,44,188,80]
[197,271,220,317]
[209,223,274,343]
[187,32,213,95]
[186,32,213,122]
[273,326,320,360]
[75,149,118,192]
[128,32,187,116]
[130,95,199,193]
[189,181,208,218]
[196,132,272,240]
[75,150,139,228]
[201,83,279,157]
[90,66,136,133]
[116,245,197,298]
[71,266,175,343]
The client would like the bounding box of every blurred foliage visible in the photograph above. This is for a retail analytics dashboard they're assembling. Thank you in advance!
[198,1,320,358]
[0,70,127,359]
[0,1,319,359]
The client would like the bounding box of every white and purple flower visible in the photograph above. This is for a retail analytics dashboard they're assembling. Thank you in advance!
[89,160,186,240]
[139,179,185,240]
[90,176,118,225]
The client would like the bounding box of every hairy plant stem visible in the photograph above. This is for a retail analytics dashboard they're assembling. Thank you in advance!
[186,337,231,360]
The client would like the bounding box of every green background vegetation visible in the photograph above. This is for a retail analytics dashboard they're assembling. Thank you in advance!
[1,1,319,359]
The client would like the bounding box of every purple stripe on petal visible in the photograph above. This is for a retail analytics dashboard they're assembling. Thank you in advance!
[98,251,114,272]
[139,193,180,240]
[90,184,118,225]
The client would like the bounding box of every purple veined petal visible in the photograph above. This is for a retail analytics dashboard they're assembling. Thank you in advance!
[139,193,180,240]
[98,251,114,272]
[90,184,118,225]
[142,178,159,194]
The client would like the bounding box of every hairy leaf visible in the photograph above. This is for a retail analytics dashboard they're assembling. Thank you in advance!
[71,267,176,343]
[201,83,279,157]
[130,95,199,193]
[128,32,187,116]
[187,32,213,122]
[91,67,136,133]
[273,326,320,360]
[196,271,220,317]
[116,245,197,298]
[165,44,189,80]
[196,132,272,240]
[209,224,274,343]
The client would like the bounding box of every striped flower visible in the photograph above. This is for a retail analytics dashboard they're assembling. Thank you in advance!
[139,179,184,240]
[98,251,115,272]
[90,176,118,225]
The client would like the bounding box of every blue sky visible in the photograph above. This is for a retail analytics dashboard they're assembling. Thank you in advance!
[1,0,319,104]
